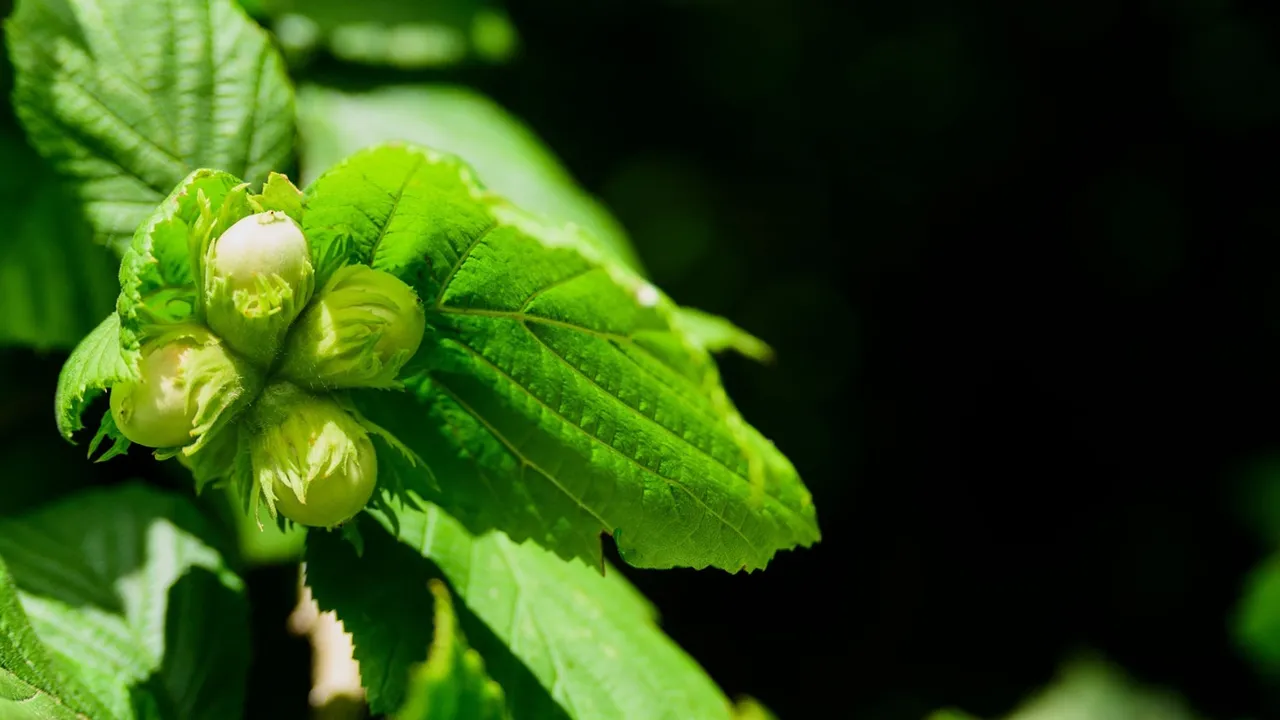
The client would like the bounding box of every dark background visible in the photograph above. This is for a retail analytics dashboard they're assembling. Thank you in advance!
[472,0,1280,717]
[5,0,1280,717]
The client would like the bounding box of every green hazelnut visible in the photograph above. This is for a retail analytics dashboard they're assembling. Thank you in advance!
[249,382,378,528]
[278,264,426,390]
[109,325,261,449]
[204,211,315,367]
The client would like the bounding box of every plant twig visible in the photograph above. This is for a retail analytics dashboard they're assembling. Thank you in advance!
[289,565,367,720]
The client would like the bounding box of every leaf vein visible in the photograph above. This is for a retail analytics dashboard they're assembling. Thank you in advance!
[443,337,758,552]
[493,540,578,715]
[519,320,749,481]
[432,222,500,307]
[430,380,612,531]
[517,266,596,312]
[436,305,722,419]
[367,154,427,264]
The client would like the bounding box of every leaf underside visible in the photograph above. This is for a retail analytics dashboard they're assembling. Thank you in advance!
[307,506,734,719]
[392,578,510,720]
[0,483,250,720]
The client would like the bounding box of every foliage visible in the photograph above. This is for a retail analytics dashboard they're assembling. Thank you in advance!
[2,0,819,716]
[294,85,640,273]
[307,507,735,719]
[260,0,517,70]
[393,579,509,720]
[0,130,116,351]
[5,0,294,253]
[301,142,819,570]
[5,0,1250,718]
[930,659,1201,720]
[0,484,248,720]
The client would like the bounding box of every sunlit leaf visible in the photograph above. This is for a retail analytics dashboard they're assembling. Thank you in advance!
[5,0,294,252]
[264,0,517,70]
[296,84,641,273]
[303,144,819,572]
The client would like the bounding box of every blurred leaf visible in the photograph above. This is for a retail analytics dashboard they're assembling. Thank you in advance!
[264,0,517,69]
[308,506,736,719]
[296,84,643,273]
[1234,551,1280,677]
[0,555,113,720]
[235,0,265,18]
[0,133,117,352]
[935,658,1201,720]
[392,579,510,720]
[1234,455,1280,546]
[5,0,295,253]
[674,307,774,363]
[926,712,981,720]
[303,144,818,572]
[0,483,250,720]
[209,487,306,567]
[733,697,780,720]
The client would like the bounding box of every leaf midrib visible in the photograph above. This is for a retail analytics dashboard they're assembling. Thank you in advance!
[368,154,428,264]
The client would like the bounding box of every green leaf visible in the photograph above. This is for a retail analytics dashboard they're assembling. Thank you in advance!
[264,0,518,69]
[393,579,509,720]
[53,313,135,443]
[673,307,775,364]
[5,0,295,253]
[215,487,306,566]
[937,658,1201,720]
[307,506,734,719]
[249,171,304,222]
[1234,551,1280,677]
[295,84,643,274]
[87,410,131,463]
[0,130,117,352]
[731,697,779,720]
[1,556,113,720]
[0,483,251,720]
[304,144,818,572]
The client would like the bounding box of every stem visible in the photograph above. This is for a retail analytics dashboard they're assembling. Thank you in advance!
[289,566,367,720]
